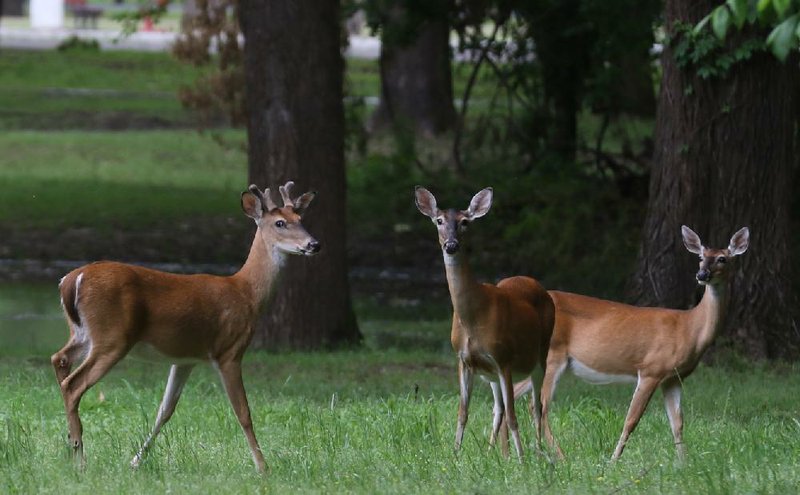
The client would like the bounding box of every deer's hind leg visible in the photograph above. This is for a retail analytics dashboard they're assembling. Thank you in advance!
[59,338,131,462]
[488,381,506,451]
[51,332,90,387]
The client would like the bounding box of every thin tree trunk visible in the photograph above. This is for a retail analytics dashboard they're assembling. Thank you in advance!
[370,4,455,136]
[239,0,361,349]
[630,0,799,360]
[523,0,590,162]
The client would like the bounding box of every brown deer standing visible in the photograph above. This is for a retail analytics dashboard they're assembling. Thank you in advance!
[415,186,555,461]
[510,226,749,460]
[52,181,320,473]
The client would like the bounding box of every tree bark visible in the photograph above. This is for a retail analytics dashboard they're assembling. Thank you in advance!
[238,0,361,349]
[522,0,591,162]
[630,0,799,360]
[369,4,456,136]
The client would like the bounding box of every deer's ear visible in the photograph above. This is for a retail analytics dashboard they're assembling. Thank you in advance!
[681,225,703,255]
[415,186,438,219]
[293,191,316,215]
[241,191,263,220]
[465,187,493,219]
[728,227,749,256]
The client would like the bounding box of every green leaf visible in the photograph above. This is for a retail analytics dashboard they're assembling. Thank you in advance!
[726,0,749,28]
[694,14,712,34]
[766,14,799,61]
[712,6,732,40]
[773,0,793,18]
[757,0,774,15]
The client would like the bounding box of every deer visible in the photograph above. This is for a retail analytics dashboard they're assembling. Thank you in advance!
[414,186,555,461]
[51,181,320,474]
[508,226,749,461]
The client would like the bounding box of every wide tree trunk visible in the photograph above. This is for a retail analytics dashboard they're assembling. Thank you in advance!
[630,0,799,360]
[239,0,361,349]
[369,4,456,136]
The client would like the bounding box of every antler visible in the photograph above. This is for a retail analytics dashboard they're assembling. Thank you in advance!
[279,181,295,207]
[262,188,278,210]
[248,184,278,211]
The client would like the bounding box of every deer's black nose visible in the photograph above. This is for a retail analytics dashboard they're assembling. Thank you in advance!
[444,241,459,254]
[696,269,711,282]
[307,240,321,253]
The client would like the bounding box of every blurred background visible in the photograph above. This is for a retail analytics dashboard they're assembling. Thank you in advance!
[0,0,798,361]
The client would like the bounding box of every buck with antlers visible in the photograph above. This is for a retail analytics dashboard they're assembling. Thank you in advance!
[415,186,555,461]
[52,181,319,473]
[510,226,750,460]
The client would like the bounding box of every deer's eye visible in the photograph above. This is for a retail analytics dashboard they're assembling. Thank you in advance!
[275,220,287,228]
[436,218,444,225]
[717,256,727,264]
[460,219,469,227]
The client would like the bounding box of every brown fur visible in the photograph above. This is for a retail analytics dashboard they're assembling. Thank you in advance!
[510,227,749,461]
[51,183,319,474]
[415,186,555,461]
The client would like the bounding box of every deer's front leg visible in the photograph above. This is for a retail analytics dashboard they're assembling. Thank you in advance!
[454,359,474,453]
[662,378,686,462]
[499,367,523,462]
[216,360,267,474]
[611,374,660,460]
[131,364,195,468]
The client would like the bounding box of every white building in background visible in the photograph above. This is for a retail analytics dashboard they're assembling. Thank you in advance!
[30,0,65,29]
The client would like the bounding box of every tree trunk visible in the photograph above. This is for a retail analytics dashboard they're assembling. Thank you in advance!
[238,0,361,349]
[3,0,26,17]
[523,0,591,162]
[630,0,799,360]
[1,0,25,22]
[369,4,456,136]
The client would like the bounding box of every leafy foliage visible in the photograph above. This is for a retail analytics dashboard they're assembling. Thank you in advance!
[172,0,245,126]
[670,21,765,80]
[698,0,800,60]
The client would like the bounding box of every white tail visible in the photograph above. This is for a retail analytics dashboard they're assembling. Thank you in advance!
[512,226,749,460]
[52,181,320,473]
[415,186,555,461]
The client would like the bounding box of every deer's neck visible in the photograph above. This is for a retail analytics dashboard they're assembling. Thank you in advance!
[235,227,286,307]
[443,252,486,325]
[688,282,728,354]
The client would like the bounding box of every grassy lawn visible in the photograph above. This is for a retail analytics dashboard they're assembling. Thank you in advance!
[0,49,508,129]
[0,50,205,129]
[0,130,246,229]
[2,337,799,493]
[1,283,799,493]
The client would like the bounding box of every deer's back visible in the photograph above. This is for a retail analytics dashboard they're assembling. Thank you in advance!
[60,261,255,361]
[548,290,691,376]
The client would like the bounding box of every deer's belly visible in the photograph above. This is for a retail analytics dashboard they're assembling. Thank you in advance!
[570,358,637,385]
[128,342,207,365]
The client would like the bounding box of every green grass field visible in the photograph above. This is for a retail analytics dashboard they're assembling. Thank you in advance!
[2,337,799,493]
[1,284,799,494]
[0,130,246,229]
